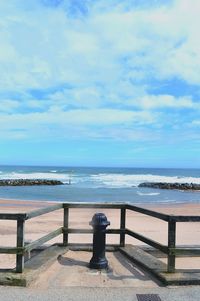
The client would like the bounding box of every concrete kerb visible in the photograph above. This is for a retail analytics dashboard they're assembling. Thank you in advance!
[119,245,200,286]
[0,244,200,287]
[0,244,117,287]
[0,245,69,287]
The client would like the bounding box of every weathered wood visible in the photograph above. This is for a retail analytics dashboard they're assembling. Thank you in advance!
[126,204,170,221]
[126,228,168,254]
[65,228,93,234]
[0,247,23,254]
[120,245,200,286]
[16,219,25,273]
[66,243,120,251]
[2,203,199,222]
[169,247,200,256]
[26,203,63,220]
[106,229,122,234]
[0,213,27,220]
[167,220,176,273]
[24,228,63,252]
[63,207,69,246]
[63,202,125,209]
[120,208,126,247]
[170,216,200,222]
[1,201,200,276]
[119,245,167,272]
[64,228,121,234]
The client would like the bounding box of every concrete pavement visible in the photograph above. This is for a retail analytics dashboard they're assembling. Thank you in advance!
[0,286,200,301]
[1,248,200,300]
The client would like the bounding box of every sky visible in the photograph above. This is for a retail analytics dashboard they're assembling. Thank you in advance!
[0,0,200,168]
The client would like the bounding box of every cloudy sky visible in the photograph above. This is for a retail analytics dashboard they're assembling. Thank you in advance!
[0,0,200,167]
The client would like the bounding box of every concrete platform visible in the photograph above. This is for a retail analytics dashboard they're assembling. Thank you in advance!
[30,249,160,289]
[0,245,68,286]
[0,244,200,288]
[119,245,200,286]
[0,244,161,288]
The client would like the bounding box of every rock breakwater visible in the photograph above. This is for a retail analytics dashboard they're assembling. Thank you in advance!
[138,182,200,190]
[0,179,64,186]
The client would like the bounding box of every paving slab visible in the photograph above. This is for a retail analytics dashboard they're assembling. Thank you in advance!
[0,286,200,301]
[30,249,160,288]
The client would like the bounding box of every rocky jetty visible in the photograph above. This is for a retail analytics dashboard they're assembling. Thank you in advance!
[138,182,200,191]
[0,179,64,186]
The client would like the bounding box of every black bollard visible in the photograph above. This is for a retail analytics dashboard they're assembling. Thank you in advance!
[89,213,110,269]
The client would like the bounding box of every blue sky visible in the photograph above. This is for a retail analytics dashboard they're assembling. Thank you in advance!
[0,0,200,168]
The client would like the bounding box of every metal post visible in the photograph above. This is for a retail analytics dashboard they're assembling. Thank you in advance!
[16,218,25,273]
[89,213,110,269]
[63,207,69,246]
[120,208,126,247]
[167,219,176,273]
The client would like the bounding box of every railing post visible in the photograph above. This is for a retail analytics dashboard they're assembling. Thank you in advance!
[16,218,25,273]
[63,207,69,246]
[120,208,126,247]
[167,219,176,273]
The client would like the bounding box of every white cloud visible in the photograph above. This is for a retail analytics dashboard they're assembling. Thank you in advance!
[137,95,196,109]
[0,108,155,128]
[49,87,102,108]
[0,106,157,141]
[0,100,20,112]
[1,0,200,93]
[191,120,200,127]
[0,0,200,144]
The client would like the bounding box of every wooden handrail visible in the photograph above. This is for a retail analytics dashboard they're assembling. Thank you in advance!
[26,203,63,220]
[0,202,199,274]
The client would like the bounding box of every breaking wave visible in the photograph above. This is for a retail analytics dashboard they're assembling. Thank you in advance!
[0,172,70,182]
[90,173,200,188]
[0,171,200,189]
[136,192,160,196]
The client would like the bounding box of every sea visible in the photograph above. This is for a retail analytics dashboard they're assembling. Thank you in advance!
[0,166,200,205]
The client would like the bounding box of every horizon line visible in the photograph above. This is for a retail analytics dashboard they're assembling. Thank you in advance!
[0,164,199,170]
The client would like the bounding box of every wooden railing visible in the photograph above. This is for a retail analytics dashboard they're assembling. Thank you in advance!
[0,202,200,273]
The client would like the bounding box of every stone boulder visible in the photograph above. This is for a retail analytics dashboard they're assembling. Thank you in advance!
[0,179,64,186]
[138,182,200,190]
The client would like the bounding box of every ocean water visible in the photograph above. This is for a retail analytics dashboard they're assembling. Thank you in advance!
[0,166,200,204]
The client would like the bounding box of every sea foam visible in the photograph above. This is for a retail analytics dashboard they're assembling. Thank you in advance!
[90,173,200,188]
[136,192,160,196]
[0,171,200,189]
[0,172,70,181]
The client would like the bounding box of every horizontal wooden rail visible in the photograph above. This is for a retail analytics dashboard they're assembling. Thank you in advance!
[0,201,199,274]
[26,203,63,220]
[0,213,26,221]
[126,228,168,254]
[66,243,120,249]
[63,202,126,209]
[106,229,122,234]
[24,227,63,253]
[66,228,93,234]
[64,228,122,234]
[170,216,200,222]
[169,247,200,256]
[0,247,23,254]
[126,204,170,221]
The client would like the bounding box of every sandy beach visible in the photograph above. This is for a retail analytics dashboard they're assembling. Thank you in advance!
[0,199,199,272]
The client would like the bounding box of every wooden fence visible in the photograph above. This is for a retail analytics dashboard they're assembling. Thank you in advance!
[0,202,200,273]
